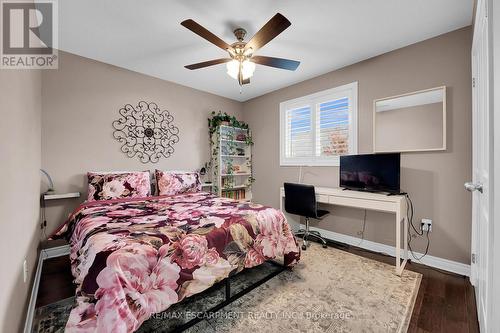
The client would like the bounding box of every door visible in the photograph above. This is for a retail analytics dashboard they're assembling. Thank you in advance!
[468,0,491,331]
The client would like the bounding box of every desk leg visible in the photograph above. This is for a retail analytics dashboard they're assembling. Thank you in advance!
[404,216,408,261]
[396,210,401,275]
[395,212,408,277]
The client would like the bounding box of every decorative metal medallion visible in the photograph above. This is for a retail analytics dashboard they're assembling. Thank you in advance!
[112,101,180,163]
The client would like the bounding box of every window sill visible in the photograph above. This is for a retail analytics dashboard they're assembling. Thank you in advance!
[279,159,340,167]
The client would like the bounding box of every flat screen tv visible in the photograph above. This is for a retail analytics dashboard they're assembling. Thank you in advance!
[340,153,401,194]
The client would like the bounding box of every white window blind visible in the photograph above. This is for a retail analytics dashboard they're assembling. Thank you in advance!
[285,106,312,158]
[280,82,357,166]
[316,97,350,157]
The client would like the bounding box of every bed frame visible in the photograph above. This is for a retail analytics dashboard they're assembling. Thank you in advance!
[169,260,288,332]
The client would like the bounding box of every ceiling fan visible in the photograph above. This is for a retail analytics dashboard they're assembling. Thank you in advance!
[181,13,300,86]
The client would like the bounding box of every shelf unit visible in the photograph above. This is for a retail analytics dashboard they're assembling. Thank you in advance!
[211,125,253,201]
[220,155,249,158]
[43,192,81,200]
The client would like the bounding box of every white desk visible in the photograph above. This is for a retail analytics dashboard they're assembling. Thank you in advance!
[280,186,408,276]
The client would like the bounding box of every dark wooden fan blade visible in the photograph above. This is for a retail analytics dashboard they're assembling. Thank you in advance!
[252,56,300,71]
[181,19,232,51]
[245,13,291,52]
[185,58,232,70]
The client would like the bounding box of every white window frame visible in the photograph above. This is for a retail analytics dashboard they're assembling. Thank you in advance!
[279,82,358,166]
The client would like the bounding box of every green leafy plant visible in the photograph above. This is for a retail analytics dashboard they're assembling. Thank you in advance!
[225,158,234,176]
[208,111,250,136]
[245,134,254,146]
[245,176,256,187]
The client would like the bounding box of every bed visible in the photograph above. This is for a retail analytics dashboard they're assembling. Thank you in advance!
[52,191,300,332]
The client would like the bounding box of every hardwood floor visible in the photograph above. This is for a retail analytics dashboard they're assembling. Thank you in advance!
[35,255,73,308]
[36,243,480,332]
[344,245,479,333]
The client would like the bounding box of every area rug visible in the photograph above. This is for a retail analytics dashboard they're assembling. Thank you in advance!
[33,244,421,333]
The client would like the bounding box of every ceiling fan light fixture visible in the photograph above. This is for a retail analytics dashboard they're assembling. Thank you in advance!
[226,59,256,81]
[183,13,299,87]
[243,47,253,57]
[226,59,240,80]
[241,60,255,79]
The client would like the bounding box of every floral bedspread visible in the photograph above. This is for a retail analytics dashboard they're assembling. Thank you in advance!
[52,192,300,332]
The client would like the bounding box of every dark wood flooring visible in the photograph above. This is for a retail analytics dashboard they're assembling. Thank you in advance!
[36,243,480,333]
[35,255,73,308]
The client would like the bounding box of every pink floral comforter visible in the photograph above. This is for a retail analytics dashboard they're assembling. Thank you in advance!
[52,192,300,332]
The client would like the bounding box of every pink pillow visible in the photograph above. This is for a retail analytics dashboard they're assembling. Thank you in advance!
[87,171,151,201]
[155,170,201,196]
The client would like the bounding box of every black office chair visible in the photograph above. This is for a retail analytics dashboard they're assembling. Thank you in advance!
[284,182,329,250]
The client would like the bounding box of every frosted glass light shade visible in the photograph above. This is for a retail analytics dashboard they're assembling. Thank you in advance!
[241,60,255,79]
[226,60,239,79]
[226,59,255,80]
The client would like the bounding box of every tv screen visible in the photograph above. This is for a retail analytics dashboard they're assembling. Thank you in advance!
[340,153,401,193]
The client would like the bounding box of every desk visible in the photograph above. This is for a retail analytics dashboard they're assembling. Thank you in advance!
[280,186,408,276]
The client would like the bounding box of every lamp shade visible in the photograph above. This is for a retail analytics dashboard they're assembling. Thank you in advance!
[241,60,255,79]
[226,60,239,79]
[226,59,255,80]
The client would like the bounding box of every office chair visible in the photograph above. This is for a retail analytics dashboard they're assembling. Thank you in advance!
[284,182,329,250]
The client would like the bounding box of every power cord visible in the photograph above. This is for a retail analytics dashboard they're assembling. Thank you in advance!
[408,228,430,261]
[40,193,49,241]
[356,209,367,246]
[404,193,430,261]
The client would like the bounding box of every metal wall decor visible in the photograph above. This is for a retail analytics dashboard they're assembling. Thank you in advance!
[112,101,180,163]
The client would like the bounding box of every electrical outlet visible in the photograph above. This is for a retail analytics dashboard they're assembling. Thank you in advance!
[421,218,432,232]
[23,259,28,283]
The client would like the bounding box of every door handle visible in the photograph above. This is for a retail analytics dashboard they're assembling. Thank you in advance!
[464,182,483,193]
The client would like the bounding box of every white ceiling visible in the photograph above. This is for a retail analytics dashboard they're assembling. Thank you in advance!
[55,0,473,102]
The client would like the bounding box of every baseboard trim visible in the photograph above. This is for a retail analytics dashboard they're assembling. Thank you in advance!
[23,245,70,333]
[299,224,471,277]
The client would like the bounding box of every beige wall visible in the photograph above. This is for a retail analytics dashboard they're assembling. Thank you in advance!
[242,27,473,264]
[0,70,42,332]
[42,51,243,234]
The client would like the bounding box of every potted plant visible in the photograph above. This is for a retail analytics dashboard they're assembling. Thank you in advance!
[208,111,251,136]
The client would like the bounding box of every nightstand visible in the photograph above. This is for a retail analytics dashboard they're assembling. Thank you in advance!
[41,191,81,232]
[43,192,81,201]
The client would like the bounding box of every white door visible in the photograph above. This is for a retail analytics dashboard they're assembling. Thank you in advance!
[468,0,491,331]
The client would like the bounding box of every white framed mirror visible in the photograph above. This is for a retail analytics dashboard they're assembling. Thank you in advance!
[373,86,446,153]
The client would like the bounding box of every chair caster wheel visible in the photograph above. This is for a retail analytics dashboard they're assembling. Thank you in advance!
[301,245,307,251]
[322,244,328,248]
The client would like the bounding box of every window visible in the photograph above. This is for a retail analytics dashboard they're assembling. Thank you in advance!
[280,82,358,166]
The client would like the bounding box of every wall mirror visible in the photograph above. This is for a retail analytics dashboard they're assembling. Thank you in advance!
[373,86,446,153]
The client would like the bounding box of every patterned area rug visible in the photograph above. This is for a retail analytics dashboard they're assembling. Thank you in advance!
[33,244,421,333]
